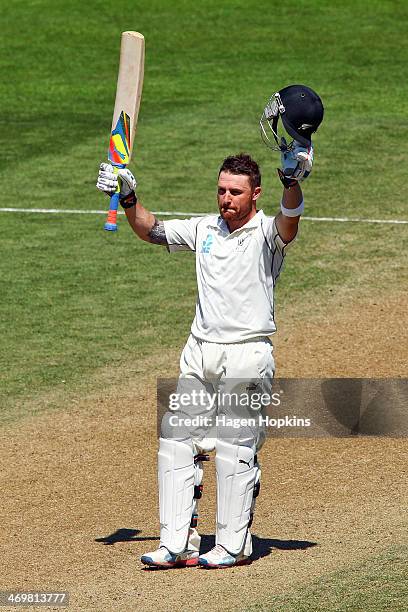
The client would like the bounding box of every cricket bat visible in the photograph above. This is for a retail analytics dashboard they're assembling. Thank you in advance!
[104,31,145,231]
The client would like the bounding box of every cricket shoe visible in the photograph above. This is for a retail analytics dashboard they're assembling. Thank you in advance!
[141,546,199,568]
[198,544,251,569]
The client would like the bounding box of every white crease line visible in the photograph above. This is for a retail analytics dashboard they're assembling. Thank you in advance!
[0,208,203,216]
[0,208,407,224]
[302,216,408,225]
[0,208,124,215]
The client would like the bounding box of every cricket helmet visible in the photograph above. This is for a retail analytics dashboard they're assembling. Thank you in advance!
[260,84,324,150]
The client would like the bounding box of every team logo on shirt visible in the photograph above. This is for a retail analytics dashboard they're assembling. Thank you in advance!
[235,235,251,252]
[201,233,214,253]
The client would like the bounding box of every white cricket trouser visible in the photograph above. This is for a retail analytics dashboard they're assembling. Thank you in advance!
[161,333,275,451]
[158,334,275,554]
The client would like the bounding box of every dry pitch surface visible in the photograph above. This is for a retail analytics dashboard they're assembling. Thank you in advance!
[1,291,407,611]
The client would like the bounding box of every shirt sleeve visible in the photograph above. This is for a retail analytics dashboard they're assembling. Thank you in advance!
[163,217,202,252]
[262,215,297,286]
[272,217,293,255]
[264,216,296,256]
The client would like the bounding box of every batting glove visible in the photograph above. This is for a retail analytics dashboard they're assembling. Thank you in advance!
[277,139,314,188]
[96,163,138,208]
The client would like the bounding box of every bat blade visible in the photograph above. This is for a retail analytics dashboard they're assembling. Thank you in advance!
[104,31,145,232]
[109,111,131,166]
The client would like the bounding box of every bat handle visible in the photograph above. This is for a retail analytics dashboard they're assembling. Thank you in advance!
[104,165,123,231]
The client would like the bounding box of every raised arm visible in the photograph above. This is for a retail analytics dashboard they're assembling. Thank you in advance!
[96,163,168,245]
[274,142,314,244]
[124,203,167,245]
[275,182,303,244]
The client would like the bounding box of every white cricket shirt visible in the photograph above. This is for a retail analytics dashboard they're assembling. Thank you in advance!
[164,210,290,343]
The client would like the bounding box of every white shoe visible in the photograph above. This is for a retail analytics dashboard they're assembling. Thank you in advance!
[141,546,199,568]
[198,544,251,569]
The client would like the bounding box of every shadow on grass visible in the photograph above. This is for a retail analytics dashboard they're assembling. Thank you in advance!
[95,530,317,561]
[251,535,318,560]
[189,534,317,560]
[95,528,159,545]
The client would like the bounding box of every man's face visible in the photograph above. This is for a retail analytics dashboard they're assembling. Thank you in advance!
[217,171,261,230]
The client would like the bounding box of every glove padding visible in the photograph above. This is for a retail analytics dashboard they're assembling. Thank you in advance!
[278,139,313,188]
[96,163,137,198]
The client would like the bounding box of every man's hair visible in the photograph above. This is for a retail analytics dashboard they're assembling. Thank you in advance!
[218,153,261,190]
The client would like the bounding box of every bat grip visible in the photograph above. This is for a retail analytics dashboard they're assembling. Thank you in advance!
[104,166,123,232]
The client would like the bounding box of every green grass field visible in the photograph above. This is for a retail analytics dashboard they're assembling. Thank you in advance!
[1,2,407,606]
[249,545,408,611]
[1,0,407,407]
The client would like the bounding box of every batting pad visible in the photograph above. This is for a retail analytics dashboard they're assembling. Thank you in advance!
[158,438,195,553]
[215,440,256,555]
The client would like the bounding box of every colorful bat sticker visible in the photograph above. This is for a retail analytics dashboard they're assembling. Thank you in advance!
[108,111,131,166]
